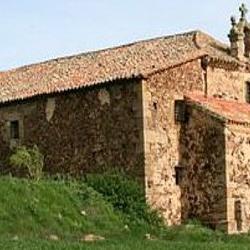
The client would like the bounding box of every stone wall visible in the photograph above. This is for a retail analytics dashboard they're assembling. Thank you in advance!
[179,105,227,230]
[0,80,145,179]
[1,54,250,232]
[225,124,250,233]
[142,59,204,225]
[207,66,250,101]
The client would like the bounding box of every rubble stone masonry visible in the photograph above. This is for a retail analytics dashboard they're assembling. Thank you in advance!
[207,65,250,101]
[142,59,204,225]
[225,124,250,233]
[179,105,227,230]
[0,80,145,178]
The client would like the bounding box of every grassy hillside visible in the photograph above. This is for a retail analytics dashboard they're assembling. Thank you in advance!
[1,176,250,249]
[0,177,124,241]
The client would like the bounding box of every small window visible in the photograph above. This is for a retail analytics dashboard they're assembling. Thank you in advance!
[174,100,187,123]
[10,120,19,139]
[153,101,157,111]
[245,82,250,103]
[152,101,158,128]
[174,166,184,186]
[235,200,243,231]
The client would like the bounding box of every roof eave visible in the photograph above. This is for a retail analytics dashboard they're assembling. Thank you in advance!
[0,73,144,105]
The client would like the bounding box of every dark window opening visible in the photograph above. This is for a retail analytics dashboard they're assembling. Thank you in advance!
[246,82,250,103]
[153,102,157,111]
[10,120,19,139]
[235,200,243,231]
[174,166,184,186]
[174,100,187,123]
[147,180,153,189]
[152,101,158,128]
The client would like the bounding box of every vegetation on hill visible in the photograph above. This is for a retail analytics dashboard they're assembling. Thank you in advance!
[85,170,162,226]
[0,177,124,241]
[9,145,44,180]
[1,170,250,249]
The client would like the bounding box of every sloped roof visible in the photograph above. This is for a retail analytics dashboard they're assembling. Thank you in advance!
[0,30,236,104]
[185,92,250,126]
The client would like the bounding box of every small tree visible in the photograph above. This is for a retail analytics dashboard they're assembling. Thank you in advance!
[9,145,44,181]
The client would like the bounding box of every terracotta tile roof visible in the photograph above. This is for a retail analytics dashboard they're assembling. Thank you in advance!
[0,30,236,103]
[185,91,250,125]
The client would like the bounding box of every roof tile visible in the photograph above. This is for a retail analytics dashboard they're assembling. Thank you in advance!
[0,30,236,103]
[185,91,250,125]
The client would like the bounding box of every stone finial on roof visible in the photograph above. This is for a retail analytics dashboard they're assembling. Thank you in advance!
[228,3,250,60]
[239,3,248,21]
[231,16,237,27]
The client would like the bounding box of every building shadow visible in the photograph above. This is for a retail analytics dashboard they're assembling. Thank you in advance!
[177,104,227,230]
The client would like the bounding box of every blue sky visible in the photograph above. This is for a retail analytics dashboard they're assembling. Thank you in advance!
[0,0,247,70]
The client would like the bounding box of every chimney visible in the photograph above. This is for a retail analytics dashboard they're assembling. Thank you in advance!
[228,3,248,60]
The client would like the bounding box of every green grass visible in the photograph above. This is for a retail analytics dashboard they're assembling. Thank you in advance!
[1,176,250,249]
[2,235,250,250]
[0,177,124,241]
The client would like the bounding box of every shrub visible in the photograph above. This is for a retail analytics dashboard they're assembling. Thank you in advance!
[85,170,163,226]
[9,145,44,181]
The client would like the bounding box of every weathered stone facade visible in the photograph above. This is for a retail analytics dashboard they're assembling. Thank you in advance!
[0,80,145,178]
[142,59,204,225]
[225,125,250,233]
[179,105,227,230]
[176,94,250,234]
[207,65,250,101]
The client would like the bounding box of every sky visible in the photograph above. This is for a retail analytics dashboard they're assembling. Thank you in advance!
[0,0,248,70]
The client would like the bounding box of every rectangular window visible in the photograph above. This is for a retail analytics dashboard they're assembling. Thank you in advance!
[174,166,183,186]
[10,120,19,139]
[174,100,187,123]
[246,82,250,103]
[151,101,158,128]
[235,200,242,231]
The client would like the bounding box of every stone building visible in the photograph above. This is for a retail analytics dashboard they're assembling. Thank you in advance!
[0,4,250,233]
